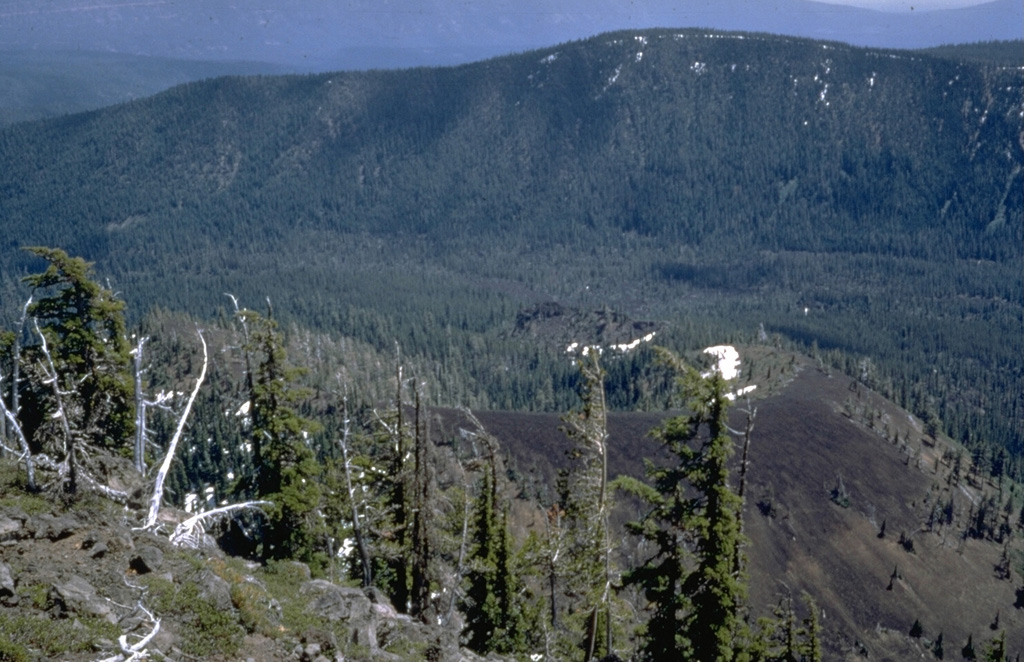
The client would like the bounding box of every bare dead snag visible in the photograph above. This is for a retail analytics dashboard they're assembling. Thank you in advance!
[0,369,35,490]
[144,329,207,530]
[131,336,148,475]
[338,393,373,586]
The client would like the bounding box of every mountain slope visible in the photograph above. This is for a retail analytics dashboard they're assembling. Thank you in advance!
[455,350,1024,660]
[0,29,1020,456]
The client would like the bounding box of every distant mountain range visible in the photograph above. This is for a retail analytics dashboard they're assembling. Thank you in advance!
[0,0,1020,70]
[1,0,1019,126]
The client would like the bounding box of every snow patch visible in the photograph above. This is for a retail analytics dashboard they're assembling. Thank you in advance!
[611,332,657,353]
[703,345,741,380]
[605,65,622,89]
[726,385,757,401]
[540,52,559,64]
[568,332,656,358]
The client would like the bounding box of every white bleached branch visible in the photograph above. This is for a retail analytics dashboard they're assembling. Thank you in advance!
[34,319,73,457]
[144,329,207,529]
[132,336,148,475]
[338,393,373,586]
[0,369,35,490]
[169,500,271,548]
[96,602,161,662]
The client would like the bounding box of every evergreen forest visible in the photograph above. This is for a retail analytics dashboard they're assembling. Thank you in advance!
[0,31,1022,658]
[0,30,1019,476]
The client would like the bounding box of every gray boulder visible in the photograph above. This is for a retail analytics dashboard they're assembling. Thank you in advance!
[196,568,235,612]
[49,575,117,625]
[0,514,23,542]
[129,544,164,574]
[301,580,378,650]
[27,513,78,540]
[0,561,15,597]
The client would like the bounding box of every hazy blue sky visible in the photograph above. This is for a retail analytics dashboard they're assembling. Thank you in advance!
[0,0,1019,70]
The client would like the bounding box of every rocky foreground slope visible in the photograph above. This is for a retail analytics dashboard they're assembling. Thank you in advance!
[0,490,498,662]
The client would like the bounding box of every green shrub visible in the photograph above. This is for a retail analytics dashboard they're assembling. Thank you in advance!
[0,639,29,662]
[143,575,243,657]
[0,611,118,658]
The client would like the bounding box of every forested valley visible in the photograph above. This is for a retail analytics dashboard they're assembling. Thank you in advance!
[0,28,1021,661]
[0,30,1020,473]
[2,246,1022,661]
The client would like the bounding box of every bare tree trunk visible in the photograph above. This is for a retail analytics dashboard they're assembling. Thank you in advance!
[144,330,207,529]
[574,351,610,661]
[545,505,562,629]
[732,405,756,577]
[9,297,31,451]
[444,458,472,627]
[0,373,34,490]
[0,367,6,451]
[411,384,432,621]
[132,336,148,475]
[338,395,373,586]
[34,319,76,493]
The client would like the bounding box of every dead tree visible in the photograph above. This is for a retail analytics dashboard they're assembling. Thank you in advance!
[143,330,208,529]
[0,367,35,490]
[132,336,148,475]
[337,393,373,586]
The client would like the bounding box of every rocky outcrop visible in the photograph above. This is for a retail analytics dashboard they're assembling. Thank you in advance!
[301,580,378,650]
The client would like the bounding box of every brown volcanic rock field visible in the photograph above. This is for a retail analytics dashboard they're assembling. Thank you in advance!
[440,355,1023,660]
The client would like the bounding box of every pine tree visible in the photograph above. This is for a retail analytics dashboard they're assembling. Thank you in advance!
[801,594,823,662]
[20,247,134,495]
[933,632,944,659]
[622,353,746,661]
[553,350,614,661]
[982,631,1006,662]
[236,308,322,563]
[409,386,432,620]
[462,457,526,654]
[963,634,977,660]
[744,593,820,662]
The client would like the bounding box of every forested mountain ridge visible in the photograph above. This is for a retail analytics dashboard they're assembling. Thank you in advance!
[0,29,1021,460]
